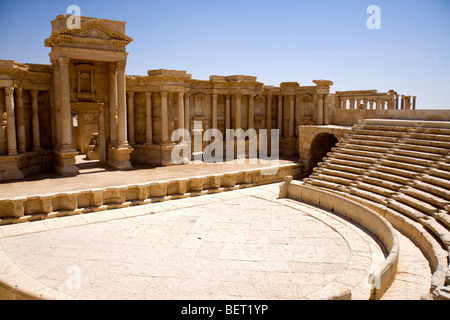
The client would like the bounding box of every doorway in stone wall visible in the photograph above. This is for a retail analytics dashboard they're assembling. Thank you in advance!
[309,133,338,176]
[71,102,106,172]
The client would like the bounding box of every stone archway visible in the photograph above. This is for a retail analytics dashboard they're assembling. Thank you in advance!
[309,133,338,175]
[298,125,352,177]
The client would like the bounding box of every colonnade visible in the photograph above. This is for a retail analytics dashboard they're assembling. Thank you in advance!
[2,86,42,156]
[335,94,416,110]
[124,91,299,146]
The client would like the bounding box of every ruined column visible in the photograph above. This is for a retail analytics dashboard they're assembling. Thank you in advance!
[161,91,169,144]
[5,87,17,156]
[178,91,185,140]
[145,91,153,145]
[401,95,405,110]
[58,57,75,151]
[30,90,40,151]
[211,93,218,130]
[412,96,416,110]
[108,63,118,145]
[116,61,128,147]
[289,95,295,138]
[277,95,283,137]
[317,94,324,125]
[235,94,241,131]
[184,93,190,135]
[248,94,255,130]
[15,88,26,153]
[225,95,231,131]
[127,91,135,145]
[266,95,272,135]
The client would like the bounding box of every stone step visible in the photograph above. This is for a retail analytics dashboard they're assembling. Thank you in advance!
[353,129,406,138]
[422,127,450,136]
[348,134,399,143]
[339,143,389,154]
[349,187,388,205]
[428,168,450,181]
[329,152,379,165]
[436,210,450,230]
[360,176,404,191]
[401,186,450,210]
[332,148,385,160]
[420,174,450,192]
[392,193,439,216]
[412,180,450,202]
[420,218,450,249]
[386,199,429,221]
[402,137,450,149]
[326,163,367,175]
[391,148,442,161]
[311,174,354,186]
[375,165,419,179]
[345,138,394,148]
[378,159,427,174]
[384,154,434,167]
[368,170,411,185]
[396,143,449,156]
[436,162,450,172]
[306,178,342,191]
[362,119,450,130]
[356,181,397,197]
[355,124,410,132]
[328,157,373,169]
[319,168,360,181]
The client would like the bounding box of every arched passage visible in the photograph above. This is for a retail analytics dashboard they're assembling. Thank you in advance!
[308,133,338,176]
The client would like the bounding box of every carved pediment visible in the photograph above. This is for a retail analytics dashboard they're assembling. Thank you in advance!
[45,19,133,48]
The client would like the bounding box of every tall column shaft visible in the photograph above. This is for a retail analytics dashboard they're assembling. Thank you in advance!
[266,95,272,134]
[225,95,231,130]
[248,94,255,130]
[277,95,283,137]
[235,94,241,130]
[58,57,74,151]
[5,87,17,156]
[161,91,169,144]
[15,88,26,153]
[145,92,153,144]
[317,94,324,125]
[184,93,190,135]
[212,93,218,130]
[127,91,135,145]
[53,62,62,149]
[289,96,295,138]
[31,90,40,151]
[108,63,118,145]
[178,91,185,140]
[117,61,128,147]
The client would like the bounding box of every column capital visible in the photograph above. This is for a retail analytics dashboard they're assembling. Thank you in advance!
[127,91,135,98]
[57,57,70,68]
[108,62,118,73]
[30,89,38,98]
[178,91,184,98]
[5,87,14,96]
[145,91,152,99]
[160,90,168,98]
[117,60,126,71]
[15,87,23,97]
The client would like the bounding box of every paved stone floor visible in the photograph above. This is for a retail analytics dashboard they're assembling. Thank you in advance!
[0,183,391,300]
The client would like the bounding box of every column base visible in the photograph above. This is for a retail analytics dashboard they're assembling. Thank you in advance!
[160,143,177,166]
[0,155,25,181]
[107,145,134,170]
[53,149,79,176]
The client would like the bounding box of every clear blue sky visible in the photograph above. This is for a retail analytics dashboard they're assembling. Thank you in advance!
[1,0,449,109]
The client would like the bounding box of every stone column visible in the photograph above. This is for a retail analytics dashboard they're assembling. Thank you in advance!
[412,96,416,110]
[317,94,324,125]
[145,92,153,144]
[178,91,185,140]
[289,95,295,138]
[116,61,128,147]
[58,57,75,152]
[401,95,405,110]
[248,94,255,130]
[277,95,283,137]
[108,63,118,145]
[211,93,218,130]
[127,91,135,145]
[225,95,231,131]
[184,93,190,135]
[266,95,272,137]
[5,87,17,156]
[52,61,62,149]
[235,94,242,131]
[15,88,26,153]
[99,105,106,164]
[161,91,169,144]
[30,90,40,151]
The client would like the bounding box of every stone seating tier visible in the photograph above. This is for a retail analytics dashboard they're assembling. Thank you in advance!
[304,119,450,298]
